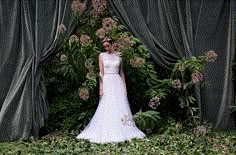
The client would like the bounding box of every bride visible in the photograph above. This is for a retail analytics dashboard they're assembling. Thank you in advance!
[76,39,145,143]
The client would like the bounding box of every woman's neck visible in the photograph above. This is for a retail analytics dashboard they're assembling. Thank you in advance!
[106,50,113,54]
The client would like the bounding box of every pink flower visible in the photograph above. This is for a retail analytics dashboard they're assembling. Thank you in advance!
[84,59,93,69]
[193,125,208,135]
[89,8,99,19]
[80,34,93,46]
[191,70,203,83]
[95,28,107,39]
[96,4,106,14]
[69,35,78,43]
[86,72,95,80]
[112,42,124,52]
[92,0,108,7]
[91,0,108,18]
[60,54,68,61]
[79,88,89,100]
[179,102,185,108]
[205,50,218,62]
[171,79,182,89]
[58,24,67,34]
[148,100,156,109]
[89,7,106,19]
[153,96,160,104]
[71,0,86,15]
[130,57,145,68]
[92,0,101,5]
[102,17,117,31]
[118,34,134,48]
[178,64,185,72]
[148,96,160,109]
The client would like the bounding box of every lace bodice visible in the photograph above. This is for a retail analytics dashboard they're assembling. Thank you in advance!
[101,52,121,74]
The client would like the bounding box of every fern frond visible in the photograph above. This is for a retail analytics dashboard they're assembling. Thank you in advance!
[133,110,161,131]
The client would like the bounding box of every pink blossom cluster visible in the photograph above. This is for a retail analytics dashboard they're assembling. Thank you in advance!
[95,18,117,40]
[118,34,134,48]
[130,57,145,68]
[92,0,107,8]
[58,24,67,34]
[90,0,108,18]
[148,96,160,109]
[95,28,107,39]
[171,79,182,89]
[84,58,94,69]
[80,34,93,46]
[102,17,117,31]
[111,42,125,53]
[85,59,95,80]
[71,0,86,15]
[191,70,203,83]
[205,50,218,62]
[79,88,89,100]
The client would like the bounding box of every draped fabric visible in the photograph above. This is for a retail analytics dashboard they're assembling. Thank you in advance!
[0,0,234,143]
[110,0,235,129]
[0,0,72,141]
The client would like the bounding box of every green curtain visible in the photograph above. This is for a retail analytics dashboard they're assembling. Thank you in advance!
[110,0,235,129]
[0,0,72,141]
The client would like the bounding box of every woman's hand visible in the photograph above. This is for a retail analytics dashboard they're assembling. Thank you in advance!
[99,89,103,96]
[124,87,127,95]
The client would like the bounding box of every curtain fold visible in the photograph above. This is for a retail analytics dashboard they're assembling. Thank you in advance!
[0,0,72,141]
[110,0,235,129]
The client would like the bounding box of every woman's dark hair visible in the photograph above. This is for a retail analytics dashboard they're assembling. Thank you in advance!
[102,38,112,44]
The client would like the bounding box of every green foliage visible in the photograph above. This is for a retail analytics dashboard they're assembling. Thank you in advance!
[156,119,182,135]
[1,131,236,154]
[43,57,98,132]
[146,51,217,127]
[133,110,161,131]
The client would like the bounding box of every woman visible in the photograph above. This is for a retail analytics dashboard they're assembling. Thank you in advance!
[76,39,145,143]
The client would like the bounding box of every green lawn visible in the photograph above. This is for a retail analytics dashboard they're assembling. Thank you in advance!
[0,131,236,154]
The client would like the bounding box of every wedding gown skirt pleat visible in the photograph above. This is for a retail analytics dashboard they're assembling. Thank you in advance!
[76,52,145,143]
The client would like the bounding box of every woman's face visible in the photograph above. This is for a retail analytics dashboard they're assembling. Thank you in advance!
[103,41,112,52]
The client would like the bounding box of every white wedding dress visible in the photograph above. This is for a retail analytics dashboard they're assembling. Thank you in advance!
[76,52,145,143]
